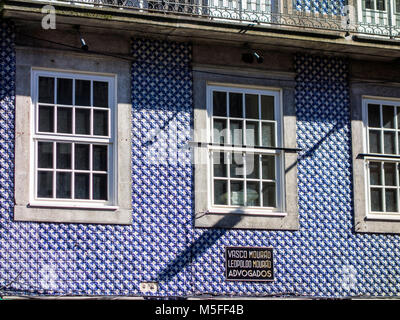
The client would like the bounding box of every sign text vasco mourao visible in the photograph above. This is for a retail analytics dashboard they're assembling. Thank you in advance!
[225,246,274,281]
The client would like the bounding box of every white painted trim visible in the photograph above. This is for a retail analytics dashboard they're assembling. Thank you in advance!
[30,69,116,207]
[206,84,284,214]
[208,207,287,216]
[28,201,119,210]
[366,213,400,220]
[362,97,400,217]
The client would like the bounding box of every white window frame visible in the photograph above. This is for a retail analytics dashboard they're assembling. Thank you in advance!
[357,0,400,26]
[363,96,400,221]
[29,69,118,210]
[206,84,286,216]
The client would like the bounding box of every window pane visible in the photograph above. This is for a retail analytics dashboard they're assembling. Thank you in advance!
[370,188,383,211]
[245,94,259,119]
[262,123,275,147]
[368,104,380,127]
[230,120,243,145]
[75,108,91,135]
[93,110,108,136]
[385,189,397,212]
[93,145,108,171]
[383,106,395,129]
[261,95,274,120]
[213,119,227,144]
[57,78,73,105]
[384,163,396,186]
[57,107,72,133]
[369,130,381,153]
[384,132,395,154]
[365,0,374,9]
[214,180,228,205]
[75,80,91,106]
[230,152,244,178]
[93,81,108,108]
[38,142,53,169]
[397,0,400,12]
[39,77,54,104]
[213,91,227,117]
[377,0,385,10]
[75,144,90,170]
[38,106,54,132]
[229,93,243,118]
[231,181,244,206]
[37,171,53,198]
[246,121,259,146]
[369,162,382,186]
[246,153,259,179]
[247,181,260,206]
[262,182,276,207]
[93,174,108,200]
[262,155,275,180]
[56,143,72,169]
[56,172,71,199]
[213,151,227,177]
[75,173,90,199]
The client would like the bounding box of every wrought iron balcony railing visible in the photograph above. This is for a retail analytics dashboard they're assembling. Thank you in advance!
[35,0,400,39]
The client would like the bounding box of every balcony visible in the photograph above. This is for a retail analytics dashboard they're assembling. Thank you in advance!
[9,0,399,39]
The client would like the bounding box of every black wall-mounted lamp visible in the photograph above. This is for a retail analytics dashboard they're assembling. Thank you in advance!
[241,43,264,64]
[74,25,88,51]
[241,50,264,64]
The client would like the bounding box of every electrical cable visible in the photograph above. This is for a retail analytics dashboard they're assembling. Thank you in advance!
[16,32,136,62]
[15,32,400,86]
[12,15,400,61]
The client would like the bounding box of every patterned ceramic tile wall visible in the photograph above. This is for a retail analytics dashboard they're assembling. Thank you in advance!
[1,21,400,297]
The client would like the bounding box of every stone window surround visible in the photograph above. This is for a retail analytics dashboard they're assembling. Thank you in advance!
[193,65,299,230]
[352,81,400,234]
[14,47,132,225]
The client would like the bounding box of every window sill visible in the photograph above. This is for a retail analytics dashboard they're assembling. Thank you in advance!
[208,206,287,217]
[14,203,132,225]
[195,210,297,230]
[366,213,400,221]
[28,201,119,211]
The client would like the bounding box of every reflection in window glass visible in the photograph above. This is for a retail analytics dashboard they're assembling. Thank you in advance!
[75,144,90,170]
[383,106,395,128]
[229,93,242,118]
[365,0,374,9]
[56,143,72,169]
[37,171,53,198]
[57,107,72,133]
[368,104,380,127]
[93,81,108,108]
[38,142,53,169]
[39,77,54,104]
[376,0,385,10]
[75,173,90,199]
[231,181,244,206]
[56,172,71,199]
[75,80,91,106]
[57,78,73,105]
[39,106,54,133]
[245,94,259,119]
[369,130,381,153]
[75,108,91,135]
[93,174,108,200]
[93,110,109,136]
[213,91,227,117]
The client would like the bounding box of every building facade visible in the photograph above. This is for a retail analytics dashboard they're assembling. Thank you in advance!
[1,0,400,298]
